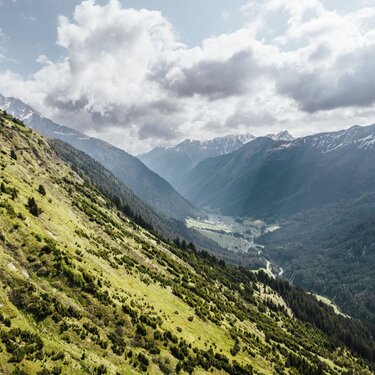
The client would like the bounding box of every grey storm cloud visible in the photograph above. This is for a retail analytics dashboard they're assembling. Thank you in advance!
[98,100,180,125]
[89,100,182,142]
[45,94,89,112]
[224,109,277,130]
[138,121,180,141]
[154,50,265,100]
[277,45,375,113]
[44,90,181,134]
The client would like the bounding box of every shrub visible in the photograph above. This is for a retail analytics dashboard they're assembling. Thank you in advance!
[136,324,147,337]
[138,352,149,366]
[38,184,46,196]
[12,368,27,375]
[230,339,241,356]
[95,365,107,375]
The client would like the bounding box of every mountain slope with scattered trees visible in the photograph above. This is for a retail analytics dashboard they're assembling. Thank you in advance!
[259,201,375,332]
[50,139,224,257]
[0,112,374,374]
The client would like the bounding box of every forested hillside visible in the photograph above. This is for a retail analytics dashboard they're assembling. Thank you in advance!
[260,202,375,331]
[176,126,375,333]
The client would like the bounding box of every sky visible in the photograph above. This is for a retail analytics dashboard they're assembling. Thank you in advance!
[0,0,375,154]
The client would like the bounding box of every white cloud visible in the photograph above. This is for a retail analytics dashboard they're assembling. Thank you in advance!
[0,0,375,154]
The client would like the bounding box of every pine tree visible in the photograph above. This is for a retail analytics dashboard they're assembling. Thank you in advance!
[10,149,17,160]
[174,237,181,248]
[38,184,46,196]
[11,188,18,200]
[27,197,42,217]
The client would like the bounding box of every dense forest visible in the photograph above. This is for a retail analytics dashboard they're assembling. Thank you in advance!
[260,202,375,333]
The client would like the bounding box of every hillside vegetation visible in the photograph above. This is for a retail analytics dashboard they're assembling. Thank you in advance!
[0,111,374,374]
[49,139,221,256]
[260,202,375,331]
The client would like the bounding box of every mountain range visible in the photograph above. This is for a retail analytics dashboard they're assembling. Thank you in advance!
[140,131,293,188]
[175,123,375,329]
[2,109,374,373]
[0,94,199,221]
[177,124,375,218]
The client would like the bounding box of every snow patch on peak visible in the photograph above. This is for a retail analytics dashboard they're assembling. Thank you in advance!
[266,131,294,141]
[0,94,42,122]
[284,124,375,153]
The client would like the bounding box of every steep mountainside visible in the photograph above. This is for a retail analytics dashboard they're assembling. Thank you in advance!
[178,125,375,218]
[1,112,374,374]
[259,200,375,330]
[49,139,223,256]
[0,94,200,221]
[140,132,293,188]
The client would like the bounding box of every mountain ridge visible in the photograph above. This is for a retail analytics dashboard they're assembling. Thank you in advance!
[0,93,200,221]
[178,123,375,218]
[139,131,293,189]
[276,124,375,153]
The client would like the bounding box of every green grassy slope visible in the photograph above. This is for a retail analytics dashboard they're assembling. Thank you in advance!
[0,112,373,374]
[49,139,223,257]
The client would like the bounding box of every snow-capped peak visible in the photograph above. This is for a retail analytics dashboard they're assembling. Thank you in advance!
[280,124,375,153]
[0,94,42,123]
[171,133,256,157]
[266,131,294,141]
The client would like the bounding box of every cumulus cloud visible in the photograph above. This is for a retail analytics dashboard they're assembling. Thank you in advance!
[0,0,374,153]
[277,45,375,112]
[155,50,266,100]
[46,1,181,123]
[269,0,375,112]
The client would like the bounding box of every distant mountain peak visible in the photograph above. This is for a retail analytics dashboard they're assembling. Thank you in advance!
[0,93,41,122]
[266,130,294,141]
[173,133,257,150]
[284,123,375,153]
[140,132,258,187]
